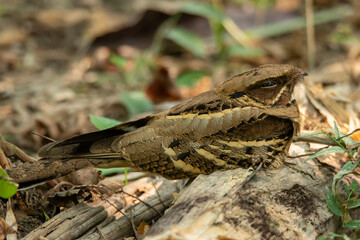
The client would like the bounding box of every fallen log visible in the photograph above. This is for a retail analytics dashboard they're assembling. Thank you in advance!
[21,143,342,240]
[22,178,182,240]
[145,144,337,240]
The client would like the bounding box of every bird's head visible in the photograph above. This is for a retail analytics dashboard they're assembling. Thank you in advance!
[218,64,307,107]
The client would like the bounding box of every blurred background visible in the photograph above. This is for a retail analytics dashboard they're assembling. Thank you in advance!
[0,0,359,153]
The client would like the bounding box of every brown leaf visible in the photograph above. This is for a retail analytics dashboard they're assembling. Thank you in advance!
[179,76,213,98]
[137,221,151,238]
[146,66,182,104]
[58,167,100,186]
[35,9,89,29]
[0,27,26,47]
[0,217,15,240]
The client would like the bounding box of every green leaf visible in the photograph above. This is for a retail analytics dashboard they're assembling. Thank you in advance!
[181,2,225,22]
[317,235,327,240]
[350,149,357,157]
[44,212,51,221]
[333,121,340,139]
[109,53,127,70]
[176,71,208,87]
[167,27,206,58]
[334,162,357,184]
[343,220,360,229]
[328,122,355,148]
[0,169,18,199]
[120,91,153,118]
[226,45,265,58]
[89,115,122,130]
[350,181,357,190]
[305,146,346,162]
[325,187,343,216]
[318,233,350,240]
[296,131,326,139]
[348,199,360,209]
[339,133,357,147]
[0,168,9,178]
[246,5,353,39]
[344,184,350,195]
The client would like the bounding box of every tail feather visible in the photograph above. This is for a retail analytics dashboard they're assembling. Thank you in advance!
[38,115,154,158]
[6,155,129,187]
[7,115,154,187]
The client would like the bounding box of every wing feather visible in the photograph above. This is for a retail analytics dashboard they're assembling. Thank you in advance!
[38,115,155,158]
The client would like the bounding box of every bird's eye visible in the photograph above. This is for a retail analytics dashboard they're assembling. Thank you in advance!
[261,81,277,88]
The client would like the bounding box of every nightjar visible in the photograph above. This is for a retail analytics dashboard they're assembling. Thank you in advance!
[7,64,306,185]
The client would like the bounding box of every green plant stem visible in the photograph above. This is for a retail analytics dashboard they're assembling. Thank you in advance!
[247,4,353,39]
[124,168,128,185]
[151,13,181,57]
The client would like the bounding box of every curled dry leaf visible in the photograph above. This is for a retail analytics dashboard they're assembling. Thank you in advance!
[57,167,100,186]
[0,27,26,47]
[146,66,182,104]
[0,217,16,240]
[137,221,151,238]
[179,75,213,98]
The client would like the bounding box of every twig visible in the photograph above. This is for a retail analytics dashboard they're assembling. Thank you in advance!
[285,163,316,180]
[247,4,353,39]
[32,131,56,142]
[130,207,140,240]
[337,128,360,140]
[96,190,129,220]
[294,134,338,146]
[96,227,107,240]
[17,182,48,191]
[0,148,10,169]
[288,146,329,158]
[152,181,167,209]
[0,134,36,163]
[238,162,263,189]
[288,153,317,158]
[222,18,253,47]
[305,0,316,70]
[121,190,163,216]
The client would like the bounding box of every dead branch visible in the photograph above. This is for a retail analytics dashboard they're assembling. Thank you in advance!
[145,145,338,240]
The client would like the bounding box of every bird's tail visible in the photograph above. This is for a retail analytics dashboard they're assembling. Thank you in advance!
[6,155,129,188]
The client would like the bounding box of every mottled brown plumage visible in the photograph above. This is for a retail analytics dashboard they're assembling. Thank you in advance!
[7,64,306,185]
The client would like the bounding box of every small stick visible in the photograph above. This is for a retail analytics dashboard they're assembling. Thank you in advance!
[294,134,338,146]
[152,181,167,209]
[238,162,263,189]
[121,190,163,216]
[0,148,10,169]
[32,131,56,142]
[129,207,140,240]
[0,134,36,163]
[305,0,316,70]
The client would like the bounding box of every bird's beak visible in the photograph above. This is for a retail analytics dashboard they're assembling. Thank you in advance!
[301,71,308,76]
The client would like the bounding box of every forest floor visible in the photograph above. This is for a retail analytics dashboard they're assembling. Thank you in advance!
[0,0,360,239]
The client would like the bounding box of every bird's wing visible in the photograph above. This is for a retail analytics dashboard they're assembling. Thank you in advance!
[111,90,268,154]
[157,90,267,139]
[37,115,156,158]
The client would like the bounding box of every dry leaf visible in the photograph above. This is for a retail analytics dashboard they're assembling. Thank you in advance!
[0,217,15,240]
[180,76,213,98]
[0,27,26,47]
[146,67,182,104]
[137,221,151,238]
